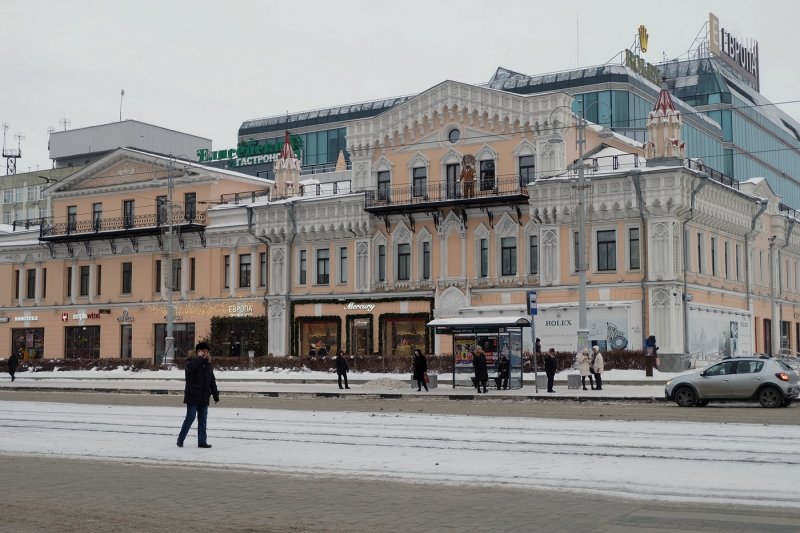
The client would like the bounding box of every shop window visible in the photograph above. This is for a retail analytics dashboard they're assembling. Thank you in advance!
[383,315,426,357]
[501,237,516,276]
[154,323,195,364]
[121,324,132,358]
[597,230,616,271]
[12,327,44,359]
[299,318,339,357]
[64,326,101,359]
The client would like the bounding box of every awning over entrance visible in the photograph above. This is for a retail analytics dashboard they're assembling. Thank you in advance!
[427,316,531,334]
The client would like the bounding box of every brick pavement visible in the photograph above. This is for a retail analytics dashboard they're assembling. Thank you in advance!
[3,455,800,532]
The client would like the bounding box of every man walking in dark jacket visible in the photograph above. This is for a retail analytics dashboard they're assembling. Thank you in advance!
[177,342,219,448]
[8,352,19,382]
[335,351,350,389]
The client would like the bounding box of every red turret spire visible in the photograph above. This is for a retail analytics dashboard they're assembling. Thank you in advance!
[653,86,677,114]
[279,130,295,160]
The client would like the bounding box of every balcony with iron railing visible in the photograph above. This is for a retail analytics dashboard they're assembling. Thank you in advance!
[39,207,207,243]
[365,173,530,214]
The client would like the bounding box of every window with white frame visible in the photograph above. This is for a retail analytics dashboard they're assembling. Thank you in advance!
[412,167,427,197]
[501,237,517,276]
[422,241,431,280]
[316,248,330,285]
[629,228,640,270]
[529,235,538,274]
[597,230,616,271]
[3,189,13,204]
[724,241,729,279]
[397,243,410,281]
[339,246,348,283]
[480,238,489,277]
[299,250,307,285]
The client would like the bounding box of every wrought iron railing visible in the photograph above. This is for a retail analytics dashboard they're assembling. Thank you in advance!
[365,174,529,209]
[40,209,206,238]
[684,158,740,190]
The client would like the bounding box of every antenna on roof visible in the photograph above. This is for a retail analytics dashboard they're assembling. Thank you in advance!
[59,118,71,131]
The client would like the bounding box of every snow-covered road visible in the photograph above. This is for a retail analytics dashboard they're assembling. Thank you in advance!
[2,401,798,509]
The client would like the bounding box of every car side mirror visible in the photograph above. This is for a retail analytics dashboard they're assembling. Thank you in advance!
[699,370,707,377]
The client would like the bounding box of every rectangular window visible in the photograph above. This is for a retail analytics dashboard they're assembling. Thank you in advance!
[122,262,132,294]
[724,241,730,279]
[316,249,330,284]
[120,325,132,359]
[184,192,196,221]
[96,264,102,296]
[123,200,135,228]
[480,160,495,191]
[501,237,517,276]
[66,267,72,297]
[223,255,230,289]
[574,231,580,271]
[190,258,196,290]
[299,250,307,285]
[412,167,427,197]
[529,235,539,274]
[26,269,35,299]
[519,155,536,186]
[597,230,617,271]
[172,259,181,291]
[42,268,47,298]
[736,244,741,281]
[711,237,717,276]
[445,163,460,199]
[339,247,348,283]
[79,265,90,296]
[259,252,267,287]
[239,254,251,288]
[378,245,386,282]
[397,243,410,281]
[156,195,167,225]
[377,171,391,200]
[629,228,640,270]
[67,205,77,232]
[697,232,703,274]
[92,203,102,231]
[480,238,489,277]
[422,241,431,280]
[155,260,162,292]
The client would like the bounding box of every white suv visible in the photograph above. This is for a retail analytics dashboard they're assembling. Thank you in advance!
[665,357,800,408]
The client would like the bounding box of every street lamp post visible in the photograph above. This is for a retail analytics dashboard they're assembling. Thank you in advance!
[548,105,612,354]
[164,157,176,367]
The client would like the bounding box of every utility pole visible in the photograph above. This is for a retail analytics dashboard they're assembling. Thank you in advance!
[575,116,589,354]
[164,157,176,367]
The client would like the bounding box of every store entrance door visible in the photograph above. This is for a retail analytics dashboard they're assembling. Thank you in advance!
[352,319,369,356]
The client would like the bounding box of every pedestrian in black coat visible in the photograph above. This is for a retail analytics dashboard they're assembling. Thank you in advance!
[8,352,19,382]
[412,349,428,391]
[336,352,350,389]
[177,342,219,448]
[544,348,558,393]
[473,348,489,393]
[496,355,510,390]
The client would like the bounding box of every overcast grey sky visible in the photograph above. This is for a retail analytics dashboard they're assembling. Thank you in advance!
[2,0,799,173]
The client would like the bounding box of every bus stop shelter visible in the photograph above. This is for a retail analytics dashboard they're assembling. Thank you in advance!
[427,316,530,389]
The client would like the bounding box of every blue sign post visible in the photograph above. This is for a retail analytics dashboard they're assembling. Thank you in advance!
[527,290,539,392]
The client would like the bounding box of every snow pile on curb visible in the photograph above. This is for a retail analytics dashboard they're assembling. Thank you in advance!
[359,378,410,391]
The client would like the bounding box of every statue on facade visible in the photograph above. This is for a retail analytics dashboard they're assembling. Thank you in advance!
[460,154,476,198]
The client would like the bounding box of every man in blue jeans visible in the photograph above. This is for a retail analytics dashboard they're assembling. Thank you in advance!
[177,342,219,448]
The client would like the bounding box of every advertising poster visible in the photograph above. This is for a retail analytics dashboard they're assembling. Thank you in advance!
[476,334,498,365]
[688,308,751,357]
[533,304,640,353]
[509,331,523,367]
[454,335,475,366]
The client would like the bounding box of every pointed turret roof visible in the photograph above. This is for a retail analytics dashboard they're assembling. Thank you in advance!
[279,130,295,160]
[654,86,677,114]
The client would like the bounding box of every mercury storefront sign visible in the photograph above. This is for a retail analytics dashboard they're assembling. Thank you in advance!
[197,136,302,168]
[709,12,759,92]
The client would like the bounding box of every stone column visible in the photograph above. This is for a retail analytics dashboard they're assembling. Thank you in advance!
[250,247,258,295]
[228,248,236,298]
[180,255,189,300]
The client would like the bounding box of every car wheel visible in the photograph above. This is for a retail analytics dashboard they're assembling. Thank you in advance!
[758,386,783,408]
[695,400,709,407]
[673,386,697,407]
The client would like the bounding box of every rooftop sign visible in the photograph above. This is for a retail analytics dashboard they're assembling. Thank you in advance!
[624,49,661,86]
[198,136,302,168]
[708,12,759,92]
